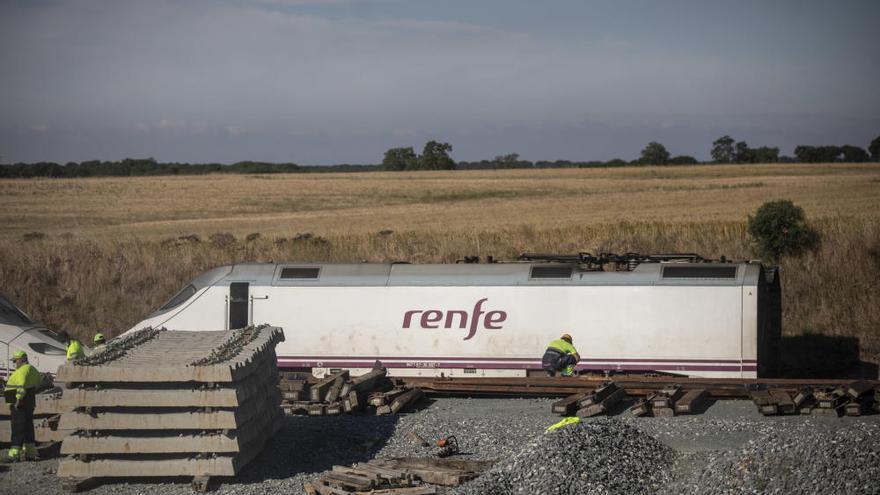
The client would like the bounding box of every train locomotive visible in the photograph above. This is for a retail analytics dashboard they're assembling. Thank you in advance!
[128,253,781,379]
[0,294,69,378]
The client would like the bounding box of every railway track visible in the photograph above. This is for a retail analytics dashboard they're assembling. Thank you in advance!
[396,375,880,399]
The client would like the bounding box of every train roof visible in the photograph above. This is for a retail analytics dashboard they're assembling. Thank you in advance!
[191,261,766,288]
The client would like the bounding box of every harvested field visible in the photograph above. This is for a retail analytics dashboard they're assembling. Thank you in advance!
[0,164,878,241]
[0,164,878,370]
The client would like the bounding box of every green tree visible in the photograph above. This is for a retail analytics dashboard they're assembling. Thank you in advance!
[840,145,869,163]
[419,140,455,170]
[711,135,735,163]
[870,135,880,161]
[748,200,819,261]
[734,141,755,164]
[493,153,520,170]
[752,146,779,163]
[639,141,670,165]
[669,155,698,165]
[794,145,842,163]
[382,147,418,171]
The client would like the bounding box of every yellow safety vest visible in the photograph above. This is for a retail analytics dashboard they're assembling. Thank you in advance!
[67,340,85,361]
[4,363,42,401]
[547,338,578,356]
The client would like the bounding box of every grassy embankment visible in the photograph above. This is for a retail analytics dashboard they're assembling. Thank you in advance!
[0,164,878,371]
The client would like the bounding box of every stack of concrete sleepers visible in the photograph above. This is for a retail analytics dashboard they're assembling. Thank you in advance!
[55,325,284,485]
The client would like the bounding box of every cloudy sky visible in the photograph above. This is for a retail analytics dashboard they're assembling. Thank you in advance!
[1,0,878,164]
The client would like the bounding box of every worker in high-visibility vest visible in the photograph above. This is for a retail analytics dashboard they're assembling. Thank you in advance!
[57,330,84,361]
[3,351,42,462]
[93,333,107,352]
[541,333,580,377]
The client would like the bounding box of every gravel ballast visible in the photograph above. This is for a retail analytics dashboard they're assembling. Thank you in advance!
[452,419,673,495]
[0,397,878,495]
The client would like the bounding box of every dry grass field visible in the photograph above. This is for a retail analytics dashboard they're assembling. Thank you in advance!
[1,163,878,374]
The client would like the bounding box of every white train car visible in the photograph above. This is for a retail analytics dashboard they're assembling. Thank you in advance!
[0,295,69,378]
[129,257,781,379]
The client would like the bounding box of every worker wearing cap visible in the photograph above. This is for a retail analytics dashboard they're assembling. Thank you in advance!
[542,333,580,377]
[57,330,84,362]
[3,351,42,462]
[93,333,107,352]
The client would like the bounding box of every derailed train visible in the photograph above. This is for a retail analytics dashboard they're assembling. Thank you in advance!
[129,253,782,379]
[0,294,69,378]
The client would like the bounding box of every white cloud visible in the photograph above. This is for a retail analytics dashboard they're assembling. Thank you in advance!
[29,124,49,133]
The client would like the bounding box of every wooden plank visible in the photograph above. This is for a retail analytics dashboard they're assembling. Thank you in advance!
[279,379,307,392]
[815,388,847,409]
[847,380,874,400]
[370,388,407,407]
[792,387,814,408]
[653,407,675,418]
[352,462,412,482]
[388,388,423,414]
[371,458,494,487]
[769,390,796,415]
[356,487,438,495]
[652,386,683,409]
[845,397,872,416]
[340,368,387,398]
[575,388,624,418]
[552,393,588,416]
[321,471,374,491]
[629,397,652,417]
[750,389,774,406]
[310,370,350,403]
[811,407,841,417]
[326,402,343,415]
[674,389,707,414]
[331,465,381,482]
[313,484,353,495]
[578,382,618,407]
[191,475,211,492]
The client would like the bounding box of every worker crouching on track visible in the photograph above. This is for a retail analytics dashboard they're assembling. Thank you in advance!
[542,333,580,377]
[3,351,42,462]
[57,330,84,361]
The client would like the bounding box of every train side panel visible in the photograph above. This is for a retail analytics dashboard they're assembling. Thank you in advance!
[251,285,749,378]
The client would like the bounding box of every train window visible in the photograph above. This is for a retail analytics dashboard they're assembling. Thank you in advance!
[28,342,66,355]
[159,284,196,311]
[530,266,573,279]
[37,329,65,344]
[662,266,737,279]
[280,267,320,279]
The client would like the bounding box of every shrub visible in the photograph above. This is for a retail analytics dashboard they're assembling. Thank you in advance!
[748,200,819,261]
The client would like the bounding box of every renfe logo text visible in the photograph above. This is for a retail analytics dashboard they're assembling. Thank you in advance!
[402,298,507,341]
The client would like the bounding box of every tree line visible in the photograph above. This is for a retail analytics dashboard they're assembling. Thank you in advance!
[2,135,878,178]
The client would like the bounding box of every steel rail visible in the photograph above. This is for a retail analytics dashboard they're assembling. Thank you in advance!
[398,376,879,399]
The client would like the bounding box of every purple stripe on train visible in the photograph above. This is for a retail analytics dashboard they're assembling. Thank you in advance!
[277,355,756,364]
[276,358,757,372]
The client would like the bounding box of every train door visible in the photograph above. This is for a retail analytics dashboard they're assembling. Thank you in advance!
[229,283,249,329]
